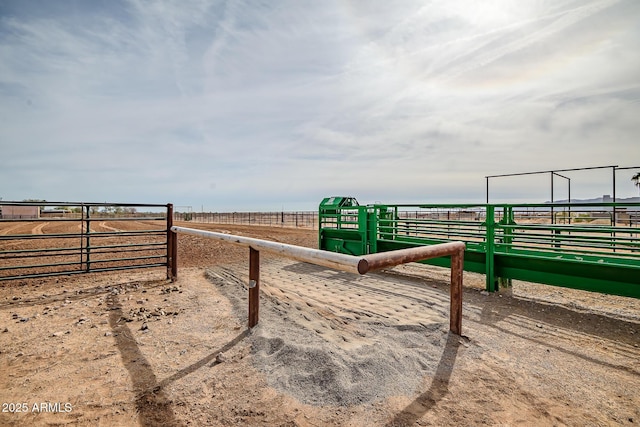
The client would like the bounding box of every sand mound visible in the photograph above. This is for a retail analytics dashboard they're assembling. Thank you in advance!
[206,261,452,406]
[251,322,446,406]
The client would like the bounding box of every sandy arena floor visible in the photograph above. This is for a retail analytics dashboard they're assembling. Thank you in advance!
[0,222,639,426]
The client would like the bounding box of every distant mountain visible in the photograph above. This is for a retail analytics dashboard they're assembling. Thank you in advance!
[546,195,640,204]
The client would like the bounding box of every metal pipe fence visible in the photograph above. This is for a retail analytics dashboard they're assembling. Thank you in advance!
[174,211,318,229]
[0,201,172,281]
[319,202,640,298]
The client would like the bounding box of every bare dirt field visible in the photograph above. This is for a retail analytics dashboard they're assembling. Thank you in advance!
[1,221,639,426]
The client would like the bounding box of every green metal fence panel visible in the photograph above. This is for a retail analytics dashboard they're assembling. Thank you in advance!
[319,199,640,298]
[318,197,368,256]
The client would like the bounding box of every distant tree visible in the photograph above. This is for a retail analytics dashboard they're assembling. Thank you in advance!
[101,206,115,215]
[633,172,640,196]
[99,206,130,216]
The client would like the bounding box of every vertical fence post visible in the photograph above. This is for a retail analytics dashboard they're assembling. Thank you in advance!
[450,249,463,336]
[79,203,85,271]
[485,205,497,292]
[167,204,178,280]
[499,206,513,289]
[171,231,178,279]
[85,205,91,273]
[248,247,260,327]
[167,204,173,279]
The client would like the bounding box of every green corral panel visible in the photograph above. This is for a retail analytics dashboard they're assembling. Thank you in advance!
[320,198,640,299]
[495,253,640,298]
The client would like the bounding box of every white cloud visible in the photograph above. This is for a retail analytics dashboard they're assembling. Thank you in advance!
[1,0,639,209]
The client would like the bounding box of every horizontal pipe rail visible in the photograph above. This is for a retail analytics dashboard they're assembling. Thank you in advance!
[172,226,464,274]
[1,246,165,264]
[0,263,168,282]
[0,230,166,240]
[0,216,166,223]
[0,254,166,269]
[171,226,465,335]
[0,260,83,271]
[172,226,365,274]
[1,247,82,257]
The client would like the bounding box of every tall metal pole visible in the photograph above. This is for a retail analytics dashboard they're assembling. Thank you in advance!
[568,177,571,224]
[613,166,616,203]
[486,177,489,203]
[550,172,554,224]
[612,166,617,226]
[552,172,570,223]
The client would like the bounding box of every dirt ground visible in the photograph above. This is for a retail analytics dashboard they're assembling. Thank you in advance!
[0,221,639,426]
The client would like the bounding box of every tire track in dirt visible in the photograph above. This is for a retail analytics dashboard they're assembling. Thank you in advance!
[0,223,24,236]
[31,222,49,234]
[99,221,121,232]
[0,222,36,236]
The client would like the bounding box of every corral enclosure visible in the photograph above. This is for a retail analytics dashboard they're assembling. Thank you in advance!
[1,200,639,426]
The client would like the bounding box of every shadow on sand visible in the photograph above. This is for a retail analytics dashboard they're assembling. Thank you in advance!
[386,332,461,426]
[107,293,248,427]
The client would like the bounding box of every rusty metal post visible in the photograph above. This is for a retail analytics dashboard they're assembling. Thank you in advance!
[171,230,178,280]
[248,247,260,328]
[449,249,464,336]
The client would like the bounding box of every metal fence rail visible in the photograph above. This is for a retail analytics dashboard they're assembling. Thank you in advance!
[175,211,318,229]
[0,201,173,281]
[319,201,640,298]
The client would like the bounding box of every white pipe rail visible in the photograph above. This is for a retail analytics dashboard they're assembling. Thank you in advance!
[170,226,465,335]
[171,226,364,273]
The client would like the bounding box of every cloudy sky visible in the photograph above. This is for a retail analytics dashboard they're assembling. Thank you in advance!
[1,0,639,211]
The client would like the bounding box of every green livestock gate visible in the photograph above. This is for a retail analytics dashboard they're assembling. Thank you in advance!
[318,197,640,298]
